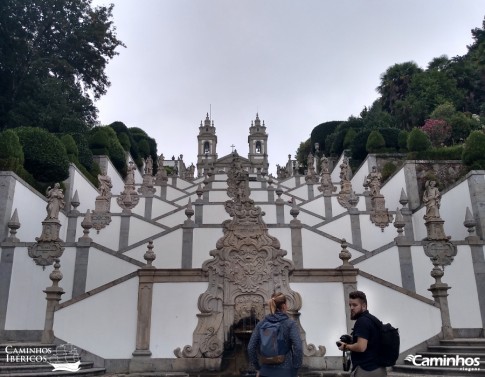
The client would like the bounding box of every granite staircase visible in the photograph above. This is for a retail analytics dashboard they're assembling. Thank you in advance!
[0,342,105,377]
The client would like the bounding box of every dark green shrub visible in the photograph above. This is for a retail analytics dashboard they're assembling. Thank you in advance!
[310,121,342,154]
[366,130,386,153]
[381,162,397,182]
[343,128,357,149]
[0,130,24,171]
[351,130,372,161]
[60,134,79,161]
[89,127,110,155]
[462,131,485,168]
[71,133,94,171]
[398,131,409,152]
[14,127,70,182]
[407,127,431,152]
[379,128,401,151]
[118,132,131,151]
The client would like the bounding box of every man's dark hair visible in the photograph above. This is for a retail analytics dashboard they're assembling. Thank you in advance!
[349,290,367,304]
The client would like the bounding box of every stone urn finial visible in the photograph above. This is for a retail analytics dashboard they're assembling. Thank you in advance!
[143,240,156,268]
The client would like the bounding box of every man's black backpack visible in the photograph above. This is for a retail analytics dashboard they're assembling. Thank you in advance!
[364,313,400,367]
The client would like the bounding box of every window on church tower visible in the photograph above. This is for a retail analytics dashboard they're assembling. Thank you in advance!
[255,141,262,153]
[204,142,210,154]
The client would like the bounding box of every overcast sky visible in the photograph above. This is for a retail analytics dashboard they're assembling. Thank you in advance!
[92,0,484,175]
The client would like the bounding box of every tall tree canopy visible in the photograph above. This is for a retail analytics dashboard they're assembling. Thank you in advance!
[0,0,125,132]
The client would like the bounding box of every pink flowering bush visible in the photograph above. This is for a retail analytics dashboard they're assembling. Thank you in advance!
[421,119,452,147]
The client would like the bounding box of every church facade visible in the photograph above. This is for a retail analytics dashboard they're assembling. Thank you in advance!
[0,114,484,375]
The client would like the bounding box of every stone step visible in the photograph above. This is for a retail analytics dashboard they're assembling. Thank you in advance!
[427,345,485,354]
[439,338,485,347]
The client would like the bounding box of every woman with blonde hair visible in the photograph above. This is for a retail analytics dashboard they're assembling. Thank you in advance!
[248,292,303,377]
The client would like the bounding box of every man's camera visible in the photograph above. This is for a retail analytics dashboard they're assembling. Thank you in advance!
[336,334,353,348]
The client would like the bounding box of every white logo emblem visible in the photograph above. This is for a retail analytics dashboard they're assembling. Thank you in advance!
[48,344,81,372]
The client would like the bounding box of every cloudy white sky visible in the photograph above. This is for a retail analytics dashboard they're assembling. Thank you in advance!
[92,0,484,175]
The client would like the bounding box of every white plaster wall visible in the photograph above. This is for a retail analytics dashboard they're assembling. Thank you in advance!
[359,215,397,251]
[54,277,138,359]
[150,282,209,358]
[212,181,227,189]
[174,193,198,207]
[291,282,347,357]
[318,216,352,243]
[104,158,125,197]
[281,177,296,189]
[130,197,146,217]
[287,185,308,201]
[411,246,435,299]
[6,247,51,329]
[302,230,356,268]
[355,195,366,212]
[157,209,186,228]
[285,207,323,227]
[193,228,224,268]
[267,228,292,259]
[124,229,183,268]
[258,205,276,224]
[87,216,121,250]
[11,180,46,241]
[439,180,472,240]
[184,184,198,194]
[251,190,269,202]
[85,248,138,291]
[331,154,346,183]
[330,196,347,217]
[380,167,406,212]
[356,275,442,353]
[70,167,99,213]
[57,247,77,302]
[166,186,186,201]
[412,207,427,242]
[301,197,325,217]
[351,156,371,193]
[128,217,166,246]
[151,198,178,218]
[203,205,230,224]
[209,190,230,202]
[445,245,482,328]
[249,181,262,189]
[176,178,192,190]
[354,246,402,287]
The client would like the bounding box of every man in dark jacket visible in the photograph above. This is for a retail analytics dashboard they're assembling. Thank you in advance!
[248,293,303,377]
[338,291,387,377]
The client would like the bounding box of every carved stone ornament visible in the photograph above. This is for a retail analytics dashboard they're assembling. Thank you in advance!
[117,162,140,212]
[337,157,359,209]
[138,174,156,197]
[305,152,318,184]
[28,219,64,267]
[318,156,336,196]
[174,153,325,359]
[424,241,457,268]
[91,211,112,233]
[369,194,393,231]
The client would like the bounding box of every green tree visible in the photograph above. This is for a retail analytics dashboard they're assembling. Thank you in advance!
[0,130,24,171]
[407,127,431,152]
[377,62,423,116]
[462,131,485,169]
[343,128,357,149]
[310,121,342,154]
[366,130,386,153]
[14,127,70,182]
[295,138,312,168]
[0,0,125,131]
